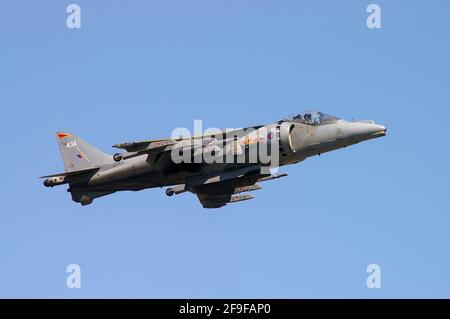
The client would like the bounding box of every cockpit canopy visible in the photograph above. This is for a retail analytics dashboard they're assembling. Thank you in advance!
[283,111,341,125]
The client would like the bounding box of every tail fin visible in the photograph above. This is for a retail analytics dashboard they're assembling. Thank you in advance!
[56,132,112,172]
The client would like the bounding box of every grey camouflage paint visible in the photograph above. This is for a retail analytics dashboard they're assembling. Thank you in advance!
[42,112,386,208]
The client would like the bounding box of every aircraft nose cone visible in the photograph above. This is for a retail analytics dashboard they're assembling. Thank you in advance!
[342,121,387,142]
[357,122,387,136]
[365,123,387,139]
[371,124,387,135]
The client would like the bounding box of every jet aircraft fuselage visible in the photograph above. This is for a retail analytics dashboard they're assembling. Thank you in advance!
[42,111,386,208]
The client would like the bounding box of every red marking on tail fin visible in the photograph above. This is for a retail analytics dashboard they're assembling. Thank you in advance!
[57,132,72,139]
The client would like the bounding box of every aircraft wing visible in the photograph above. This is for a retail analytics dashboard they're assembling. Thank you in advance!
[112,138,176,153]
[112,137,214,161]
[196,193,255,209]
[112,125,265,160]
[183,168,287,208]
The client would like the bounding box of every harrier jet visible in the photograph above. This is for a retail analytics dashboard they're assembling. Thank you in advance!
[42,111,386,208]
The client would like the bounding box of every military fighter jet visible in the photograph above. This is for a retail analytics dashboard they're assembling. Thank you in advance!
[42,111,386,208]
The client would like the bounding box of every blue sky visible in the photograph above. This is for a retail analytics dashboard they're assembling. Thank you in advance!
[1,0,449,298]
